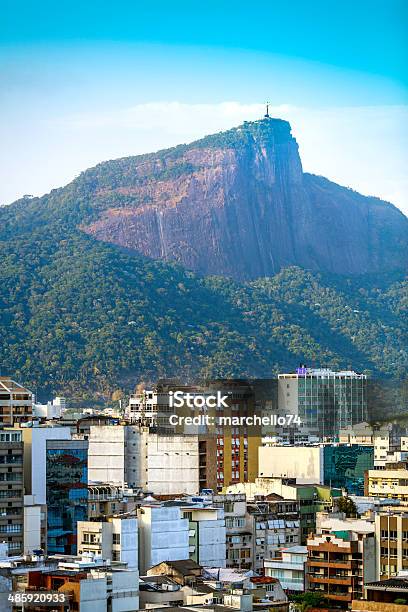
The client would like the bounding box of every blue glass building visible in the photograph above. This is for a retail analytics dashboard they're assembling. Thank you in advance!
[323,444,373,495]
[46,439,88,555]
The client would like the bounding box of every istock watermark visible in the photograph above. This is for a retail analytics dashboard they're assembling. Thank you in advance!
[168,413,301,427]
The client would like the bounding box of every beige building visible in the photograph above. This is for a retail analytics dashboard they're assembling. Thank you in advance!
[375,510,408,578]
[0,377,32,427]
[77,516,138,569]
[339,422,374,445]
[367,463,408,501]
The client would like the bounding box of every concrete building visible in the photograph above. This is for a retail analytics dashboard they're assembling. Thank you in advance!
[138,504,189,573]
[127,380,261,491]
[179,505,226,567]
[278,368,367,438]
[15,555,139,612]
[264,545,307,591]
[87,483,143,519]
[307,523,376,609]
[0,429,24,555]
[367,463,408,501]
[0,377,32,426]
[375,510,408,579]
[246,497,301,572]
[373,425,408,467]
[339,422,375,445]
[88,425,200,495]
[77,517,138,569]
[23,494,45,554]
[210,493,253,570]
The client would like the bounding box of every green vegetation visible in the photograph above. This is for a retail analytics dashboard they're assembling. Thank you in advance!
[290,592,329,610]
[337,496,358,518]
[0,215,406,400]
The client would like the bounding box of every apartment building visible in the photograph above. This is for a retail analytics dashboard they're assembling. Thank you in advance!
[0,377,32,427]
[127,380,261,491]
[339,422,374,445]
[373,425,408,467]
[227,478,339,544]
[179,504,226,567]
[264,545,307,591]
[87,483,143,519]
[77,517,138,569]
[375,510,408,578]
[307,525,376,609]
[246,496,301,572]
[137,504,189,573]
[367,463,408,501]
[0,429,24,555]
[211,493,253,570]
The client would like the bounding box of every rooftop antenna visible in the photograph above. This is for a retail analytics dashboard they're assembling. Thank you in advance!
[264,101,270,119]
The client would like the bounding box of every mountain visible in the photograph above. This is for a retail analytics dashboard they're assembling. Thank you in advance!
[0,119,407,398]
[78,118,407,280]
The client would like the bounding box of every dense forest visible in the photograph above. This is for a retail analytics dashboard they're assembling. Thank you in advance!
[1,218,406,399]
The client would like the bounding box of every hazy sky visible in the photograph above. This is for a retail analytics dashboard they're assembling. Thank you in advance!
[1,0,407,215]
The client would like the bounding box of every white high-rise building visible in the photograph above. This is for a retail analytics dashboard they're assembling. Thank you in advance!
[88,425,200,495]
[138,505,189,573]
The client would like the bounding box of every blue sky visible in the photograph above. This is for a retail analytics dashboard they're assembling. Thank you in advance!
[1,0,407,213]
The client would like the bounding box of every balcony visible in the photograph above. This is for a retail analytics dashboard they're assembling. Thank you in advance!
[308,559,352,570]
[308,574,352,586]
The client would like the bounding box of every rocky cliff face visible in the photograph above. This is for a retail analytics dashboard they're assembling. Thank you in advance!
[81,119,407,279]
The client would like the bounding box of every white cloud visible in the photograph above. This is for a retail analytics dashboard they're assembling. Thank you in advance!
[2,101,407,216]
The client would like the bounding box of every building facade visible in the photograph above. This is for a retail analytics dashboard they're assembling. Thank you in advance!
[307,529,376,609]
[278,368,367,438]
[367,463,408,501]
[375,510,408,578]
[77,517,138,569]
[137,505,189,573]
[88,425,200,495]
[180,505,226,567]
[0,377,32,427]
[46,438,88,555]
[264,545,307,591]
[0,429,24,555]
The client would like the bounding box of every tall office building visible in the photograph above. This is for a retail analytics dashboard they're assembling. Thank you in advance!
[278,368,367,438]
[0,429,24,555]
[0,377,32,427]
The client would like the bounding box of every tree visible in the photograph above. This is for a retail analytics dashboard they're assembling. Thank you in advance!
[337,495,358,518]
